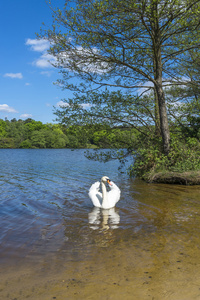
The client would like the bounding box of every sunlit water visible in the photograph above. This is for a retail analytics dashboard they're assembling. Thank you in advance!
[1,149,200,299]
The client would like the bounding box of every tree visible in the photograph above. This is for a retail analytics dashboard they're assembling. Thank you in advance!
[0,119,71,149]
[41,0,200,155]
[54,89,157,138]
[0,119,7,137]
[165,46,200,138]
[31,131,47,148]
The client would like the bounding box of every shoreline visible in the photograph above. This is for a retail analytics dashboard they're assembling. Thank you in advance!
[145,171,200,185]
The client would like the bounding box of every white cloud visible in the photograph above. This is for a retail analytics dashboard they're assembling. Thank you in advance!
[57,46,110,74]
[40,71,53,77]
[20,113,32,119]
[4,73,23,79]
[56,100,69,107]
[0,104,18,113]
[26,38,107,73]
[26,38,55,69]
[34,53,56,68]
[26,38,110,74]
[137,81,154,95]
[81,103,91,109]
[25,38,50,52]
[56,101,91,109]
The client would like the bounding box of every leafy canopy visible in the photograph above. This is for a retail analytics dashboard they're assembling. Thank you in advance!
[43,0,200,94]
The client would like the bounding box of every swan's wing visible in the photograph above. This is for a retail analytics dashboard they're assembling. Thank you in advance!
[107,182,121,207]
[88,181,102,208]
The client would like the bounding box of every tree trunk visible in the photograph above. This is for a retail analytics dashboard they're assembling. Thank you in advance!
[155,52,170,155]
[154,88,161,136]
[152,0,171,155]
[154,48,170,155]
[153,57,161,136]
[156,82,170,155]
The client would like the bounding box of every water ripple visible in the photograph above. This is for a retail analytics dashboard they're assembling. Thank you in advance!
[1,149,200,265]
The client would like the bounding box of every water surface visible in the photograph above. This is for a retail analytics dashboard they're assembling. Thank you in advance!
[1,149,200,299]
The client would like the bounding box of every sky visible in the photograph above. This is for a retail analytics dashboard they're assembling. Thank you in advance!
[0,0,70,124]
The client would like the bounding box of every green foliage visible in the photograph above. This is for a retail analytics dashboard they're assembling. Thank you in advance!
[43,0,200,94]
[0,118,68,149]
[91,127,138,148]
[0,137,15,148]
[31,131,47,148]
[0,118,136,149]
[2,116,200,181]
[42,0,200,155]
[0,119,7,137]
[25,120,45,131]
[54,90,157,138]
[19,140,32,149]
[129,134,200,179]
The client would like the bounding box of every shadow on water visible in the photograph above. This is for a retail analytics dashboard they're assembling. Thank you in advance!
[1,150,200,299]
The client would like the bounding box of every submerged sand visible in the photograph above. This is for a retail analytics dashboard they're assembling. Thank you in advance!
[1,228,200,300]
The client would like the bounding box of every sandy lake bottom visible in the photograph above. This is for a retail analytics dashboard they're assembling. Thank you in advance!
[1,149,200,299]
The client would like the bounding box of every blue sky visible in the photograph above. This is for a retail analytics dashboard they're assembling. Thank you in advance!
[0,0,69,124]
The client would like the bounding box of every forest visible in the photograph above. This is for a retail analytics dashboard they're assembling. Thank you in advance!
[0,118,136,149]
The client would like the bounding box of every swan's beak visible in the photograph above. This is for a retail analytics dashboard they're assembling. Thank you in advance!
[107,179,112,185]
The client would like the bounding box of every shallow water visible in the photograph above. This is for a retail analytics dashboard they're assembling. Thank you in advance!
[1,149,200,299]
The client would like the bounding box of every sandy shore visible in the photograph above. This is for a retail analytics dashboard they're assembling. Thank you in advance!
[1,231,200,300]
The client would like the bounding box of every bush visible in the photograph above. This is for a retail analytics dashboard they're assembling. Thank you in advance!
[128,135,200,179]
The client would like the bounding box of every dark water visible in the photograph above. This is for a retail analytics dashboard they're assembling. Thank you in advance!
[1,149,200,300]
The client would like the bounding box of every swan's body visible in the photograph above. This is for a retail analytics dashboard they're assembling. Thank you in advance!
[88,176,121,209]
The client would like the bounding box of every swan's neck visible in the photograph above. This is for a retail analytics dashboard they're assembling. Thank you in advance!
[101,181,108,206]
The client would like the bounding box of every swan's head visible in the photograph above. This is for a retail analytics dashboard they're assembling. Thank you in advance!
[101,176,112,185]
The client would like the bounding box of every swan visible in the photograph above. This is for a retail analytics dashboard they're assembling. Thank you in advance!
[88,176,121,209]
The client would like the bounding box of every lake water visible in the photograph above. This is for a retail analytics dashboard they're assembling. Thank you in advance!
[1,149,200,299]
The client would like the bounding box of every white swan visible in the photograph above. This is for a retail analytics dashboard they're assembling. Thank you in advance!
[88,176,121,209]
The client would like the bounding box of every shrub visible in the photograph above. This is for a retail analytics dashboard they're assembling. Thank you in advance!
[128,135,200,179]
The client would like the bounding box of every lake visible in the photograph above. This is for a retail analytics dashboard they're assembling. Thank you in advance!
[1,149,200,299]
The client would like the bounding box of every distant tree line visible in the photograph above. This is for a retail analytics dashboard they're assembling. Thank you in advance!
[0,118,136,149]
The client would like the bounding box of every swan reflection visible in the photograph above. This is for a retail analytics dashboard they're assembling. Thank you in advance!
[88,207,120,230]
